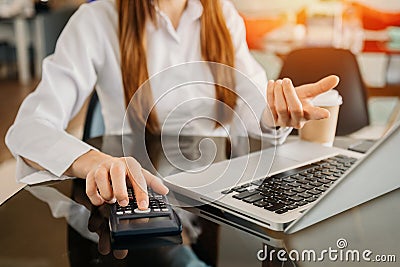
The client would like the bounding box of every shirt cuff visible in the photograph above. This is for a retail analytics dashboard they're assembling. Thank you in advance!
[42,134,96,177]
[15,156,76,184]
[13,140,93,184]
[260,123,293,145]
[7,119,98,179]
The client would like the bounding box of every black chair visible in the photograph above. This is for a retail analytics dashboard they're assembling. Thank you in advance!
[279,47,369,136]
[82,91,105,142]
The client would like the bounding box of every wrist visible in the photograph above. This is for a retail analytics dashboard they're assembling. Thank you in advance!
[66,149,112,178]
[261,108,277,129]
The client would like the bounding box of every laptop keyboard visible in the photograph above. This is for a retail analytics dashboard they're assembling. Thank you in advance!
[223,155,357,215]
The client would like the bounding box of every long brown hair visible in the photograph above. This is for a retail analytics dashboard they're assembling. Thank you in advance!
[117,0,236,133]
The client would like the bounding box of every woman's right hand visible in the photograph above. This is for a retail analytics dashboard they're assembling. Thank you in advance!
[67,150,169,209]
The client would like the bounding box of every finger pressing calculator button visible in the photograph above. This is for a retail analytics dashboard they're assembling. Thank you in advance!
[134,208,151,213]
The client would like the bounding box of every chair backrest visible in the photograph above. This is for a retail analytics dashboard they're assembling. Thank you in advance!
[279,47,369,136]
[83,91,105,141]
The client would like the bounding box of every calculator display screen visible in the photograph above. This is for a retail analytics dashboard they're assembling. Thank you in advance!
[122,215,170,224]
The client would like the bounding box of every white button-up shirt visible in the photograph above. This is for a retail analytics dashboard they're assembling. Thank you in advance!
[6,0,291,184]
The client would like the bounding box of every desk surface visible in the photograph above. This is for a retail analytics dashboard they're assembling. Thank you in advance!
[0,135,398,266]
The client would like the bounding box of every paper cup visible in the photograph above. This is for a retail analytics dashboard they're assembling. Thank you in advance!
[299,89,342,147]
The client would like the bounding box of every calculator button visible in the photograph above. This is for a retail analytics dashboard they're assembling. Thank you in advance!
[161,208,169,212]
[116,211,124,215]
[125,210,132,214]
[153,208,161,212]
[134,208,151,213]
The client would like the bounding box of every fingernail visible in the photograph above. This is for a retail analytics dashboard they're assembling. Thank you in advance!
[119,199,128,207]
[109,197,117,204]
[139,200,148,209]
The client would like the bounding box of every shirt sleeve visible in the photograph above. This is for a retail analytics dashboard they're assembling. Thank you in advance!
[5,4,102,184]
[221,0,292,144]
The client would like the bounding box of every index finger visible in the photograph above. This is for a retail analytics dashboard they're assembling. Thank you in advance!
[124,157,149,210]
[296,75,339,98]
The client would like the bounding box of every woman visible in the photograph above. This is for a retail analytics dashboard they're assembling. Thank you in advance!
[6,0,338,210]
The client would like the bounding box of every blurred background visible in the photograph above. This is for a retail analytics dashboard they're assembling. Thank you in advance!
[0,0,400,173]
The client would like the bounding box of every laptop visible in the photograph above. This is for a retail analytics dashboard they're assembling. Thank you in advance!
[164,121,400,233]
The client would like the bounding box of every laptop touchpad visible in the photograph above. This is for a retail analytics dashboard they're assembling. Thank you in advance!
[269,156,302,174]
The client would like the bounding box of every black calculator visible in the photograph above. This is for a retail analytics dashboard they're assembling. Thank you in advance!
[109,188,182,240]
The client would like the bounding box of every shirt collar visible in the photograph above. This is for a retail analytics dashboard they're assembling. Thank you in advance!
[149,0,203,42]
[152,0,203,24]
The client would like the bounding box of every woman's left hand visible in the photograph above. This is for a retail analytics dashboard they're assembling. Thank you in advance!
[263,75,340,129]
